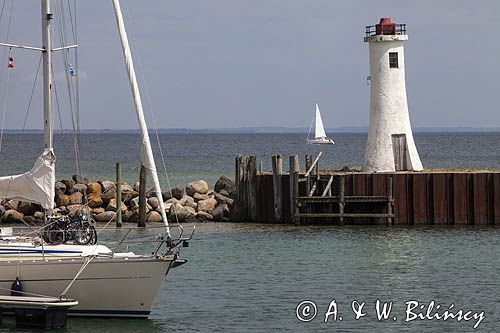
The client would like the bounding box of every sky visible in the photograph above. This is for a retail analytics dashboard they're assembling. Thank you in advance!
[0,0,499,130]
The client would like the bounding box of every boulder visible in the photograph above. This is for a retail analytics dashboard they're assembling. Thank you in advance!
[122,210,137,222]
[87,192,103,208]
[87,182,102,194]
[129,197,151,212]
[56,194,71,207]
[0,205,5,218]
[196,211,213,222]
[212,203,230,221]
[179,195,197,209]
[214,192,234,207]
[99,180,115,192]
[61,179,75,193]
[165,198,179,205]
[24,216,41,225]
[2,209,24,224]
[6,200,19,210]
[147,197,160,210]
[70,183,87,194]
[170,187,184,200]
[120,184,134,193]
[123,191,139,204]
[92,207,105,215]
[228,202,247,221]
[101,188,116,205]
[55,181,66,196]
[69,192,83,205]
[132,181,140,192]
[106,198,127,213]
[185,180,209,197]
[193,192,209,202]
[197,198,217,213]
[219,189,230,197]
[17,202,39,216]
[94,211,116,222]
[214,175,236,195]
[147,211,163,223]
[72,174,89,184]
[168,203,194,222]
[34,211,45,220]
[67,204,85,217]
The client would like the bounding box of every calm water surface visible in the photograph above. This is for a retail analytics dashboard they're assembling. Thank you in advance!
[1,223,498,332]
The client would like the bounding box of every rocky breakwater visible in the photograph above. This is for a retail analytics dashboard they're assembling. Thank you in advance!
[0,175,238,224]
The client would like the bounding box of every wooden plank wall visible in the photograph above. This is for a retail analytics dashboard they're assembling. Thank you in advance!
[252,171,500,225]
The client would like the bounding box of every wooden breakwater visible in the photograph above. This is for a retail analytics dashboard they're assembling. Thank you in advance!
[235,154,500,225]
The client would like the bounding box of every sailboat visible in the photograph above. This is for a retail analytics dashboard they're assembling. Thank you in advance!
[306,104,334,145]
[0,0,192,318]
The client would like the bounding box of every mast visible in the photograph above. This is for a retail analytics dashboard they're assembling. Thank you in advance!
[111,0,170,235]
[42,0,53,150]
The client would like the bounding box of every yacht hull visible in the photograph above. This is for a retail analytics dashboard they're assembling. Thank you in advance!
[0,256,173,318]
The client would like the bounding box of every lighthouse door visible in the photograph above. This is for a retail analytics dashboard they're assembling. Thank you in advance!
[391,134,409,171]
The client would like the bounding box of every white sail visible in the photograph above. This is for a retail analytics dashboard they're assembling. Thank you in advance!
[314,103,327,139]
[112,0,170,235]
[0,149,55,209]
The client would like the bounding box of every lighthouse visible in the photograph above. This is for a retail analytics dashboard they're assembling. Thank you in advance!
[362,18,423,172]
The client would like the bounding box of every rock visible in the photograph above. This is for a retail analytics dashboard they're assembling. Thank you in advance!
[62,179,75,193]
[87,192,103,208]
[92,207,105,215]
[101,188,116,205]
[185,180,209,196]
[168,203,194,222]
[147,211,163,222]
[56,194,71,207]
[2,209,24,224]
[212,203,229,221]
[228,202,247,221]
[196,211,213,221]
[55,181,66,196]
[17,202,39,216]
[214,175,236,195]
[132,181,140,192]
[106,198,127,213]
[34,211,44,220]
[214,192,234,207]
[170,187,184,200]
[0,205,5,218]
[193,192,209,202]
[165,198,179,205]
[70,183,87,194]
[147,197,160,210]
[179,195,197,209]
[122,210,137,222]
[69,192,83,205]
[94,211,116,222]
[120,184,134,193]
[67,204,85,217]
[87,182,102,194]
[129,197,151,212]
[24,216,41,225]
[99,180,115,192]
[123,191,139,204]
[197,198,217,213]
[6,200,19,210]
[72,174,89,184]
[219,189,230,196]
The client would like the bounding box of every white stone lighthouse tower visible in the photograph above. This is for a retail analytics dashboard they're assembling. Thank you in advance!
[362,18,423,172]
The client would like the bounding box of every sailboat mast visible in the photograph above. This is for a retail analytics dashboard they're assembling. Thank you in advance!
[41,0,53,150]
[112,0,170,234]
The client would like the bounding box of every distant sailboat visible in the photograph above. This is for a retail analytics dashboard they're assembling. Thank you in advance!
[306,104,334,144]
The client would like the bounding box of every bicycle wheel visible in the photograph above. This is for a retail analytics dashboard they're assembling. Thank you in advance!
[74,222,97,245]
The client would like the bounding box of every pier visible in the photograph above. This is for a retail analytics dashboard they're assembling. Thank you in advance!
[235,154,500,225]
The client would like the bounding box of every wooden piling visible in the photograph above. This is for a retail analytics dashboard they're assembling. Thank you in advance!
[248,156,257,222]
[272,155,283,223]
[338,175,345,224]
[115,162,122,227]
[387,176,393,225]
[138,164,147,227]
[289,155,299,224]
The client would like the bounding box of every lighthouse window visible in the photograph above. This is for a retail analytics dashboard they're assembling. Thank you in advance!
[389,52,399,68]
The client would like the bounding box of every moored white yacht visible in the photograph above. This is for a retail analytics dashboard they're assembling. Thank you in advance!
[0,0,192,318]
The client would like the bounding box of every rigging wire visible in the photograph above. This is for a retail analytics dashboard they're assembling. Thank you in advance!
[21,54,43,133]
[122,0,180,224]
[0,0,14,152]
